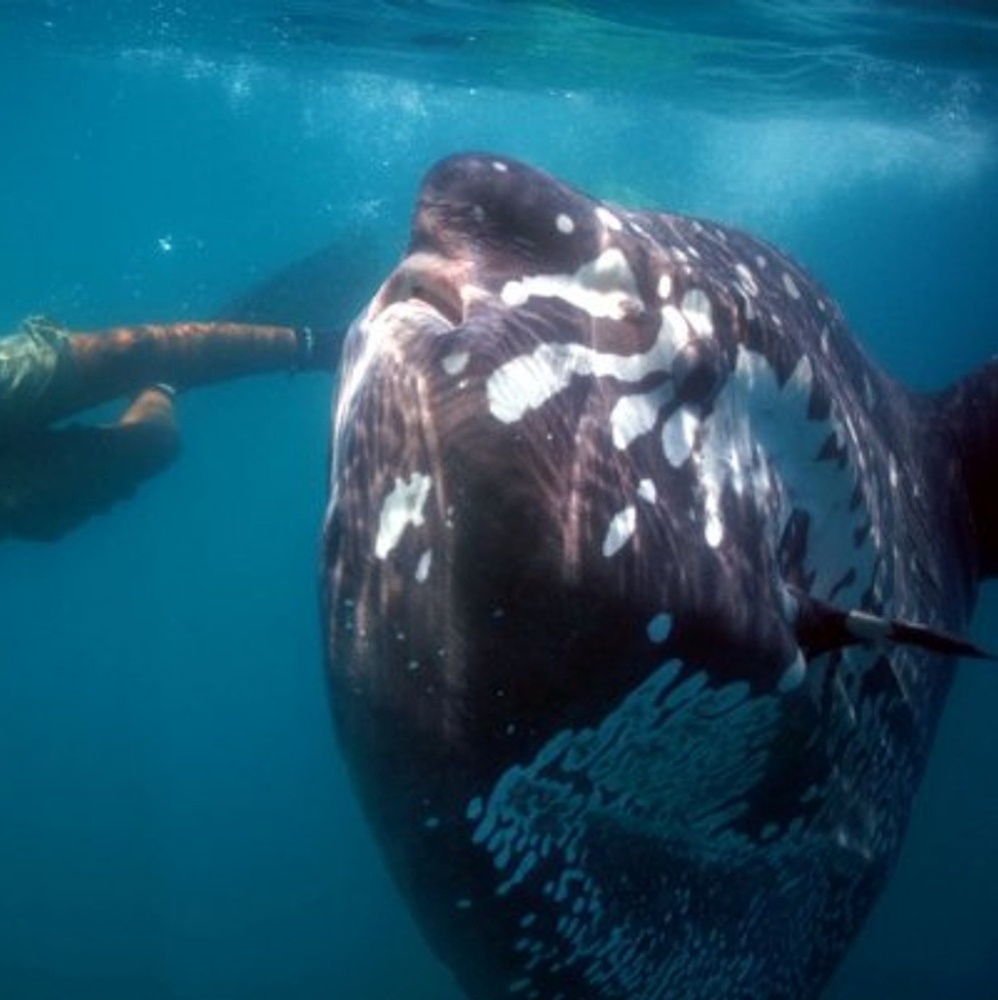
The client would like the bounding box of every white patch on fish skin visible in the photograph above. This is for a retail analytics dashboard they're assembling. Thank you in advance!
[661,406,700,467]
[786,354,814,402]
[602,505,637,557]
[646,612,673,643]
[681,288,714,337]
[415,549,433,583]
[442,351,470,375]
[704,504,724,548]
[701,345,877,607]
[657,273,673,301]
[782,273,801,299]
[469,660,783,994]
[488,281,689,426]
[500,248,640,320]
[556,213,576,234]
[375,473,433,559]
[637,478,657,504]
[595,206,623,231]
[736,263,758,297]
[610,383,673,450]
[660,303,692,351]
[492,160,509,172]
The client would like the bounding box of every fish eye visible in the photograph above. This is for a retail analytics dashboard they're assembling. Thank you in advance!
[672,337,726,407]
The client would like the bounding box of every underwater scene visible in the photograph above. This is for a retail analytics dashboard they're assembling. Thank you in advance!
[1,2,997,998]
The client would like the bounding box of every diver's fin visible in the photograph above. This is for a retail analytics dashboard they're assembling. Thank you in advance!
[789,587,996,662]
[935,357,998,580]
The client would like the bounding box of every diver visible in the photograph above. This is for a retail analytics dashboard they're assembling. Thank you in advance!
[0,314,337,542]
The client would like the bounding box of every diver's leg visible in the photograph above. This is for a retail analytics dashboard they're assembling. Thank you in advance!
[0,386,181,542]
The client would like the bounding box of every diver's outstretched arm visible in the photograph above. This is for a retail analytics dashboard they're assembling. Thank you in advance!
[44,320,337,423]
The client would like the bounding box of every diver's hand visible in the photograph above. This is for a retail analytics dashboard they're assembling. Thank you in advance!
[295,326,341,371]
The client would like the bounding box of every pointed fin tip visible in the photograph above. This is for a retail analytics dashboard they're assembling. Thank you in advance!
[790,587,996,662]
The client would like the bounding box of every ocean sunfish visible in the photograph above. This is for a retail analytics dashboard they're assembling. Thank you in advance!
[322,153,996,1000]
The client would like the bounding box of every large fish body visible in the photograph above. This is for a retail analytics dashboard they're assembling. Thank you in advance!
[322,154,996,999]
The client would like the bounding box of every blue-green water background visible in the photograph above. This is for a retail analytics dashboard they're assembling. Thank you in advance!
[1,3,997,997]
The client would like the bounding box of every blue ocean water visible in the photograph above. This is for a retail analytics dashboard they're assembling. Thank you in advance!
[1,2,997,998]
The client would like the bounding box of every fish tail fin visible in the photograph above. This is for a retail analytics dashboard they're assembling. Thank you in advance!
[936,357,998,580]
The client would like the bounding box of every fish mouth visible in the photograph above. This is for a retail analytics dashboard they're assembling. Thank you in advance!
[370,252,466,330]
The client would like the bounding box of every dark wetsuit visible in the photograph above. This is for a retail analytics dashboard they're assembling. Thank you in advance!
[0,315,333,541]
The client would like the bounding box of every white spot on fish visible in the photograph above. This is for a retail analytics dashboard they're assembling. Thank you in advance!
[556,213,575,234]
[415,549,432,583]
[787,355,814,400]
[735,263,758,296]
[661,406,699,467]
[704,507,724,548]
[492,160,509,172]
[602,505,637,558]
[442,351,470,375]
[595,205,623,231]
[680,288,714,337]
[375,473,432,559]
[610,383,673,450]
[637,478,657,503]
[782,273,801,299]
[657,273,673,301]
[646,612,673,644]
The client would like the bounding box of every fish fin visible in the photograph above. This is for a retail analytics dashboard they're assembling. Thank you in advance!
[936,357,998,580]
[789,587,996,662]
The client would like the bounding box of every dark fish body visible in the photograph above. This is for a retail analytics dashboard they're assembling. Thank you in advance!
[322,154,996,999]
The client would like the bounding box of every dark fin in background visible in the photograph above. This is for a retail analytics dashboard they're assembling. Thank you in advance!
[790,587,996,662]
[217,225,395,334]
[936,357,998,580]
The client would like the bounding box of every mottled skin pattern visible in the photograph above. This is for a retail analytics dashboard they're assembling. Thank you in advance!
[322,154,991,1000]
